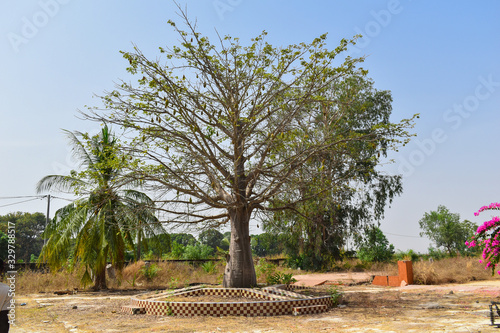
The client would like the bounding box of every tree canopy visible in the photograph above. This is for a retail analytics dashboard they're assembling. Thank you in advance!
[356,225,395,262]
[262,73,407,270]
[0,212,46,263]
[199,229,224,252]
[84,10,415,287]
[170,233,197,247]
[419,205,477,256]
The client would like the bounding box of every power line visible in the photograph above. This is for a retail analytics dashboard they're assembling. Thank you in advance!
[0,195,75,210]
[0,195,45,200]
[51,196,75,202]
[385,232,422,239]
[0,197,42,208]
[0,195,74,201]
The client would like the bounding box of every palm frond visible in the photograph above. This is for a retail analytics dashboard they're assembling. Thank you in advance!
[36,175,86,194]
[63,129,95,170]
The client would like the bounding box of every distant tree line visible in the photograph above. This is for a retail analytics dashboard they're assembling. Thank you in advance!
[0,213,286,264]
[0,203,480,269]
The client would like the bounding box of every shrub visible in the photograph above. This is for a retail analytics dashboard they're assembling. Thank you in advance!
[256,260,277,284]
[267,272,297,285]
[413,257,491,285]
[427,247,447,260]
[394,249,419,261]
[356,226,395,263]
[140,263,160,281]
[169,241,185,259]
[328,286,343,306]
[183,244,213,260]
[285,253,325,271]
[201,261,217,274]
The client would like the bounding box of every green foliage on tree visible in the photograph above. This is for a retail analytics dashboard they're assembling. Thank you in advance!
[251,233,285,257]
[36,126,164,290]
[170,233,197,247]
[264,74,414,270]
[419,205,477,256]
[0,231,8,262]
[199,229,224,252]
[169,241,185,259]
[219,232,230,251]
[356,226,395,262]
[83,8,415,287]
[141,233,171,259]
[182,243,214,260]
[0,212,46,263]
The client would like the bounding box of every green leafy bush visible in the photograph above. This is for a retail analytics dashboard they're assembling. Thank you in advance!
[169,241,185,259]
[328,286,343,306]
[356,226,395,262]
[201,261,217,274]
[140,263,160,281]
[285,253,326,271]
[395,249,419,261]
[267,272,297,285]
[427,247,447,260]
[182,244,213,260]
[256,260,277,284]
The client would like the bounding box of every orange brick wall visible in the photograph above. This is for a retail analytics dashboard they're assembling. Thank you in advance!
[372,261,413,287]
[398,260,413,285]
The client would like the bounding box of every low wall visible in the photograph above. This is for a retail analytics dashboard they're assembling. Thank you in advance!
[372,260,413,287]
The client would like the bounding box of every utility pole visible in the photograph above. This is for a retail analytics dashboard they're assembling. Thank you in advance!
[45,194,50,246]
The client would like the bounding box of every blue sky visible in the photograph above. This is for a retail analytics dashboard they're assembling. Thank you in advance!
[1,1,499,252]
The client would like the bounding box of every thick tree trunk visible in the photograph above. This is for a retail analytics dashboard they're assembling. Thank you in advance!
[137,232,142,261]
[223,207,256,288]
[92,266,107,291]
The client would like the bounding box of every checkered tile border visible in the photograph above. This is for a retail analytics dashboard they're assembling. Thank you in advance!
[121,305,147,315]
[124,287,333,317]
[262,286,316,299]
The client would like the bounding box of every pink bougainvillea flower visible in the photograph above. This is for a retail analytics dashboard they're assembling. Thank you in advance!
[469,203,500,274]
[475,203,500,216]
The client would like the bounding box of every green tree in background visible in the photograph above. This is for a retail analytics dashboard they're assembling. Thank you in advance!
[182,243,214,260]
[170,233,197,247]
[0,231,7,262]
[264,74,413,270]
[220,232,231,251]
[0,212,46,263]
[199,229,224,252]
[356,225,395,262]
[140,233,171,259]
[36,125,164,290]
[419,205,477,256]
[251,233,285,257]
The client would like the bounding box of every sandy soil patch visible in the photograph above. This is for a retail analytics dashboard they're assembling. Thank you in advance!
[12,279,500,332]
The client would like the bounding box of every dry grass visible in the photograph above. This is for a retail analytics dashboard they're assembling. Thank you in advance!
[11,261,226,294]
[354,257,495,285]
[12,266,84,294]
[111,260,226,290]
[413,257,494,285]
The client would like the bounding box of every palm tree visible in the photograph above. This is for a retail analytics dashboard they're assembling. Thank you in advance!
[36,125,163,290]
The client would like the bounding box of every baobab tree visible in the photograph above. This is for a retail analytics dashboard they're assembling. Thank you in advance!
[85,10,415,287]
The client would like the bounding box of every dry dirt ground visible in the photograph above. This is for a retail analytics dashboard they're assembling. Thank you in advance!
[11,274,500,332]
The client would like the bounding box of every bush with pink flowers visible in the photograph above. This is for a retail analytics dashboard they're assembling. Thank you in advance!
[466,202,500,274]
